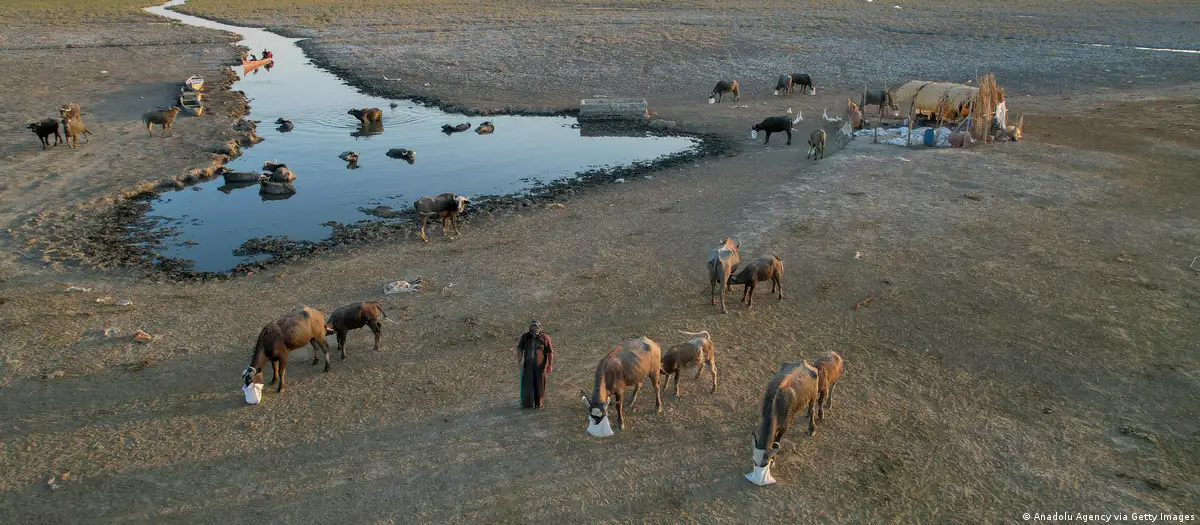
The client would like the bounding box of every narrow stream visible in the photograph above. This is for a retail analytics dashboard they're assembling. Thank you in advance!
[141,1,699,273]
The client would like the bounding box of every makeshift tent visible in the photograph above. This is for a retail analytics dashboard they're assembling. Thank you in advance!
[891,80,980,122]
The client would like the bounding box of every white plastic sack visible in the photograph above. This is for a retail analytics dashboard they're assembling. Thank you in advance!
[751,130,758,139]
[708,97,716,105]
[773,89,779,96]
[745,463,776,486]
[586,414,615,438]
[243,382,263,405]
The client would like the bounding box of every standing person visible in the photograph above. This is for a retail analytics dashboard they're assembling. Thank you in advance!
[517,320,554,409]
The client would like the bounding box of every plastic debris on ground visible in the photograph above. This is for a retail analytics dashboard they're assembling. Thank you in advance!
[64,286,90,293]
[115,299,133,307]
[384,278,423,295]
[133,329,152,343]
[854,126,954,147]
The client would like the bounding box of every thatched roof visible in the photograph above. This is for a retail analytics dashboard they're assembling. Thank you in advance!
[892,80,981,121]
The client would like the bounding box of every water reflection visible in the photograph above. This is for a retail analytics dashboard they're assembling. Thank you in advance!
[142,0,700,272]
[351,120,383,138]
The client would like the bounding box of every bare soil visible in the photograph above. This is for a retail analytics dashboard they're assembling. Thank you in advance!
[0,0,1197,523]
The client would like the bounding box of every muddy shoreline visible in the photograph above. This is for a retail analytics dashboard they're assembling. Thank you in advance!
[11,5,747,282]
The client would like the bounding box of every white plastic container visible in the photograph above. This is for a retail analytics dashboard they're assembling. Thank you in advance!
[243,382,264,405]
[708,97,716,104]
[745,463,777,486]
[585,413,615,438]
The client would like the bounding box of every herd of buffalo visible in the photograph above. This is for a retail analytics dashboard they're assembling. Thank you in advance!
[26,74,857,485]
[238,232,844,485]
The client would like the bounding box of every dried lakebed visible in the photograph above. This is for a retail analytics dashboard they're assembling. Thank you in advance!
[124,1,724,276]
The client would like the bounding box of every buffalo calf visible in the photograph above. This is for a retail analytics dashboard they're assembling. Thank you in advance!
[660,330,717,396]
[812,351,844,420]
[729,254,783,308]
[325,301,389,360]
[807,129,826,160]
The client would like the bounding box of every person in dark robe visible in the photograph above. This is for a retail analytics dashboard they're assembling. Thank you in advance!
[517,320,554,409]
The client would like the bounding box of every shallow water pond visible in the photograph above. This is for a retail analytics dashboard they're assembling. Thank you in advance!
[143,1,699,273]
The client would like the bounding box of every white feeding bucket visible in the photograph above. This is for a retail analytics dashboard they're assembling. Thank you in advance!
[708,97,716,104]
[243,382,264,405]
[585,412,615,438]
[745,464,777,486]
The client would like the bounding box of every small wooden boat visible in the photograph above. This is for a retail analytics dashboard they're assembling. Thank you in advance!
[242,58,273,72]
[179,92,204,116]
[184,74,204,91]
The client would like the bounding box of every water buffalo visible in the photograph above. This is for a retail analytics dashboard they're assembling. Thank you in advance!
[324,301,390,359]
[807,128,826,160]
[708,237,741,313]
[709,79,740,103]
[441,122,471,134]
[581,336,663,435]
[789,73,815,95]
[61,116,92,148]
[27,119,61,149]
[142,107,182,137]
[747,359,821,485]
[728,254,784,308]
[413,193,468,242]
[475,121,495,134]
[347,108,382,123]
[660,330,717,396]
[242,306,332,394]
[774,75,793,96]
[752,116,794,145]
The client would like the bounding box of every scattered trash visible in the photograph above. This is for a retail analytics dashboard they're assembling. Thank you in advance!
[103,327,120,338]
[133,329,152,343]
[114,299,133,307]
[1190,256,1199,271]
[384,278,424,294]
[737,105,749,108]
[708,97,716,104]
[44,370,65,380]
[100,70,108,74]
[896,157,911,162]
[853,297,875,310]
[894,4,901,8]
[441,283,455,296]
[64,286,90,293]
[96,296,112,304]
[643,175,653,180]
[548,203,567,210]
[751,130,758,139]
[614,178,626,183]
[855,251,866,260]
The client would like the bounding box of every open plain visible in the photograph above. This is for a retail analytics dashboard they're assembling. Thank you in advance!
[0,0,1197,523]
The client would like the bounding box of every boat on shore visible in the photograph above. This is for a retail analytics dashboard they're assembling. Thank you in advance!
[184,74,204,91]
[179,91,204,116]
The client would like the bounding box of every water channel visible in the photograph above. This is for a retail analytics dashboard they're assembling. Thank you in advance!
[141,0,700,272]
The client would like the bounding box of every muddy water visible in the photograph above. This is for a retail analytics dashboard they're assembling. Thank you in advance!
[142,1,698,273]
